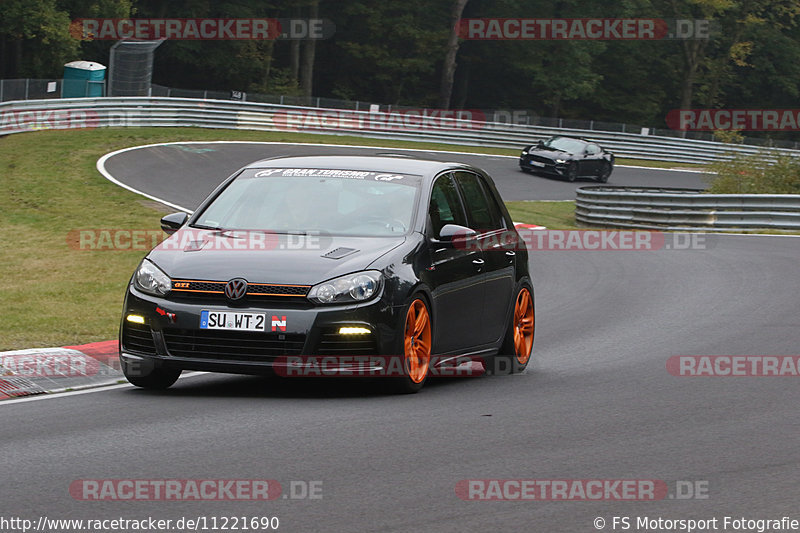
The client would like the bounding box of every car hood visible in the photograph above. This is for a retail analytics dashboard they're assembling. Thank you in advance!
[525,148,574,160]
[147,229,406,285]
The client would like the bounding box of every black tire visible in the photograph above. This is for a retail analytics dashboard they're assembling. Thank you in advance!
[566,162,578,182]
[122,361,181,389]
[388,295,432,394]
[597,162,612,183]
[486,284,535,376]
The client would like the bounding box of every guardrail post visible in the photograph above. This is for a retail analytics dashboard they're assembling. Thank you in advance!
[25,78,30,100]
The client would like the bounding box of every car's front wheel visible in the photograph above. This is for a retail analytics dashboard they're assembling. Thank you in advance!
[566,163,579,182]
[122,361,181,389]
[390,296,432,394]
[597,162,612,183]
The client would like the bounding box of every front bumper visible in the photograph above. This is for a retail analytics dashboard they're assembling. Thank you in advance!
[519,155,567,176]
[120,285,403,375]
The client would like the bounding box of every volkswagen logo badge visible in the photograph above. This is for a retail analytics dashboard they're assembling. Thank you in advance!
[224,278,248,301]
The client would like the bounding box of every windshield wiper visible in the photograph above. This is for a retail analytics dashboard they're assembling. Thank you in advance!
[190,223,224,231]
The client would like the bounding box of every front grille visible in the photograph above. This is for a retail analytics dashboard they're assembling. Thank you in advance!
[248,284,309,296]
[171,279,310,298]
[162,328,305,360]
[529,155,555,165]
[316,331,378,355]
[122,322,157,355]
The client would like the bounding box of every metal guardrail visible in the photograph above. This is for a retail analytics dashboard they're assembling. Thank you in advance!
[2,96,800,164]
[575,186,800,231]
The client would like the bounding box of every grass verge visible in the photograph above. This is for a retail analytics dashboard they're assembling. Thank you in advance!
[506,201,578,229]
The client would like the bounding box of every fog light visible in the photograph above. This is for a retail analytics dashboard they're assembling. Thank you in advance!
[339,326,371,335]
[126,314,145,324]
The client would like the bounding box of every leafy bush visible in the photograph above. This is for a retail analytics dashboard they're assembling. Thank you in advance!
[706,151,800,194]
[713,130,744,144]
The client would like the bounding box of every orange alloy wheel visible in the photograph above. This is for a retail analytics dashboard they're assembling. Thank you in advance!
[513,288,535,364]
[404,299,432,383]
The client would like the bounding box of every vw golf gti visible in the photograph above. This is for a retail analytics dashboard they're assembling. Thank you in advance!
[120,155,535,393]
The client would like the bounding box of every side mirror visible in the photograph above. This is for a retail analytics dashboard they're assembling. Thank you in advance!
[161,212,188,235]
[536,140,545,148]
[437,224,478,247]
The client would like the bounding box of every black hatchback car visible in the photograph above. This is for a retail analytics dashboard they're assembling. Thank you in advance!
[519,135,614,182]
[120,156,534,393]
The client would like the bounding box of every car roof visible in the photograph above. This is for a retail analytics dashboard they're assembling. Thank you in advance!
[245,155,473,178]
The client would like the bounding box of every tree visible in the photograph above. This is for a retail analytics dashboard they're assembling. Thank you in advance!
[438,0,468,109]
[0,0,80,77]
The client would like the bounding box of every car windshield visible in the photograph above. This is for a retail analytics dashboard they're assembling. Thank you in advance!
[542,137,587,154]
[192,168,421,236]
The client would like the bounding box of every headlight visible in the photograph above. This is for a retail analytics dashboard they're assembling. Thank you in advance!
[134,259,172,296]
[307,271,383,305]
[555,159,567,164]
[521,150,528,155]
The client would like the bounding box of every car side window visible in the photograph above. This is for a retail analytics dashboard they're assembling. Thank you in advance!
[586,144,600,155]
[428,173,467,238]
[453,171,505,231]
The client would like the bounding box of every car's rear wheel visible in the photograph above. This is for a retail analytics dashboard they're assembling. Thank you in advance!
[597,162,612,183]
[122,361,181,389]
[489,285,535,375]
[566,163,578,182]
[391,296,432,394]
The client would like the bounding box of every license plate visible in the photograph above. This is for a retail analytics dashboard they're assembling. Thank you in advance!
[200,310,266,332]
[531,160,545,167]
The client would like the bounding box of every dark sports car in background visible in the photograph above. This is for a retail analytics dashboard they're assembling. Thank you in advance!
[120,156,534,393]
[519,135,614,182]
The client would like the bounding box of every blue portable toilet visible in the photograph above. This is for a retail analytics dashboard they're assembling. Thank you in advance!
[62,61,106,97]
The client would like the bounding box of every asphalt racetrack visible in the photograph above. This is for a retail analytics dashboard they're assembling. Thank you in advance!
[101,141,709,208]
[2,142,798,532]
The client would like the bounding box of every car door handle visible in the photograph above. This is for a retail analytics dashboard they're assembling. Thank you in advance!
[472,258,485,265]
